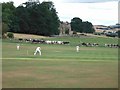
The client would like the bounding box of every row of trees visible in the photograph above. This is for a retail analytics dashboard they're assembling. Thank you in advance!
[2,1,95,37]
[71,17,95,33]
[2,0,60,36]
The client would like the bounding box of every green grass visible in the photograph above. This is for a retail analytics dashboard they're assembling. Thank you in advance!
[2,36,118,88]
[46,36,118,46]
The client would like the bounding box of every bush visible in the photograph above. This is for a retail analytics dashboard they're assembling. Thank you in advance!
[7,32,14,38]
[94,32,101,35]
[73,31,77,34]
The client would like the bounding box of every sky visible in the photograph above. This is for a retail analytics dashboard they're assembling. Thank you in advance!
[1,0,119,25]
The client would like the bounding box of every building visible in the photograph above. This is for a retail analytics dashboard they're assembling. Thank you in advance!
[59,21,73,35]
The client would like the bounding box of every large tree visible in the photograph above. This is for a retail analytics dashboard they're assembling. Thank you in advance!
[71,17,95,33]
[83,21,95,33]
[2,2,15,37]
[71,17,83,33]
[9,1,60,36]
[2,2,15,27]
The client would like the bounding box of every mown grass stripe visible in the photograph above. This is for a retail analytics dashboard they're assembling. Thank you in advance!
[1,58,118,62]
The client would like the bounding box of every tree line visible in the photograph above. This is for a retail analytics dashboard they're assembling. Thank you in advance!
[2,1,95,37]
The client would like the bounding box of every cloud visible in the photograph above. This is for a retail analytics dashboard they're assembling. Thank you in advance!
[55,1,118,25]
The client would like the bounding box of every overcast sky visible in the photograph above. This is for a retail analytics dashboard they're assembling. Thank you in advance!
[62,0,118,3]
[1,0,119,25]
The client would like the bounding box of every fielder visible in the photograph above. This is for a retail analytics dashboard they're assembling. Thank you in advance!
[17,44,20,50]
[76,45,79,52]
[34,47,41,56]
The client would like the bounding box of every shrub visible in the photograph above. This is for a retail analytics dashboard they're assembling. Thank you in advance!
[7,32,14,38]
[73,31,77,34]
[94,32,101,35]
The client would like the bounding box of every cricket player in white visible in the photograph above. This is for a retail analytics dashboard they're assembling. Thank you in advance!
[17,44,20,50]
[76,46,79,52]
[34,47,41,56]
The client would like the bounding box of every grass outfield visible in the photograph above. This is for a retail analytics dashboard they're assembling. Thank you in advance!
[2,36,118,88]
